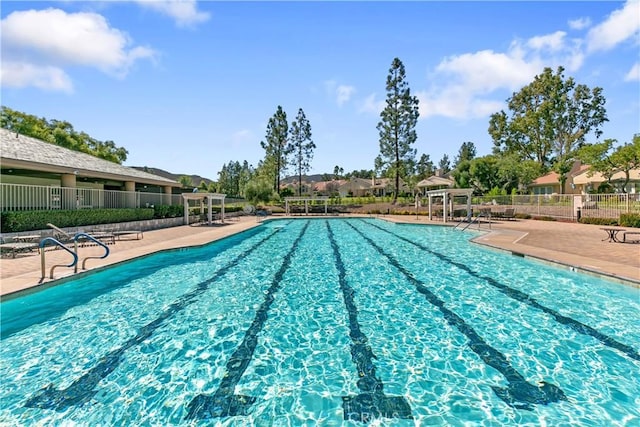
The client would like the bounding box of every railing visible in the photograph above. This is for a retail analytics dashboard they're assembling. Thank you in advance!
[1,183,183,211]
[470,193,640,221]
[73,232,110,272]
[39,237,78,281]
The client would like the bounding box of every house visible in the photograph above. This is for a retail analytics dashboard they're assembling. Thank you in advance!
[416,170,455,193]
[334,177,409,198]
[528,162,589,195]
[1,128,182,209]
[529,161,640,195]
[572,168,640,194]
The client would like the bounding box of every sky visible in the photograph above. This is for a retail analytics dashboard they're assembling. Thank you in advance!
[1,1,639,181]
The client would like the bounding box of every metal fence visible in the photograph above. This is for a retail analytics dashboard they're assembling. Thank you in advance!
[2,183,638,221]
[0,183,183,211]
[471,193,640,220]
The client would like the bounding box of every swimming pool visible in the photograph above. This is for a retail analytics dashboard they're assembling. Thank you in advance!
[1,218,638,425]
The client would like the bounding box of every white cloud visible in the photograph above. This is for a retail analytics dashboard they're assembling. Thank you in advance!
[336,85,356,106]
[625,62,640,81]
[417,27,588,120]
[0,8,156,91]
[358,93,384,115]
[0,61,73,92]
[568,17,591,30]
[586,0,640,53]
[527,31,567,52]
[324,80,356,106]
[135,0,210,28]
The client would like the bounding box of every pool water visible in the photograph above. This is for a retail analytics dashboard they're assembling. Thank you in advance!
[1,218,638,426]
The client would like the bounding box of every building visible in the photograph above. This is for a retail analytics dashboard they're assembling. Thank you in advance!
[1,128,182,210]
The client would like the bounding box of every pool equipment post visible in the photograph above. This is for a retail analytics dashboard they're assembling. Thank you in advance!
[326,222,413,422]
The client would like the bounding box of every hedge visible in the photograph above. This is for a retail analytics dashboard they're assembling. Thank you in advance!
[620,213,640,228]
[0,208,154,233]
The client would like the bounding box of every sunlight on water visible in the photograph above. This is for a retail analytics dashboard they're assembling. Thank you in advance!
[1,218,638,426]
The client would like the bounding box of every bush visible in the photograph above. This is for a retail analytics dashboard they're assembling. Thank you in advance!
[153,204,183,218]
[0,208,154,233]
[619,213,640,228]
[578,217,618,226]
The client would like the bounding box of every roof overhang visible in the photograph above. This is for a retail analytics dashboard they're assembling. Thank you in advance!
[1,158,182,188]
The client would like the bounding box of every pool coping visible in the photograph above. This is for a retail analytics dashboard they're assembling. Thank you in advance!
[1,215,638,298]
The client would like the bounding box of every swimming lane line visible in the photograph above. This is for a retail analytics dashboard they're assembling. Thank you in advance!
[362,219,640,363]
[347,220,567,411]
[24,224,288,411]
[326,221,413,423]
[185,221,310,420]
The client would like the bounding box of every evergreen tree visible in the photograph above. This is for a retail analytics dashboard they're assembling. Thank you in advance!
[376,58,419,203]
[454,141,477,167]
[416,153,435,179]
[260,106,290,193]
[438,154,451,174]
[290,108,315,196]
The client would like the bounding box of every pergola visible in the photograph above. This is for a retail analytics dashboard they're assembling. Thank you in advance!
[284,196,329,215]
[423,188,474,223]
[182,192,226,225]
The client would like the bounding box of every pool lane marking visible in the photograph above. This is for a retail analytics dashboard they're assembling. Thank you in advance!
[362,219,640,363]
[326,221,413,423]
[23,223,291,412]
[346,220,567,411]
[185,221,310,420]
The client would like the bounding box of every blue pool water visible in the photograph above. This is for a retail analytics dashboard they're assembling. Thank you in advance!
[1,218,638,426]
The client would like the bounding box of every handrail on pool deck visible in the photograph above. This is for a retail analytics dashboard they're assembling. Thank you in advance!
[73,232,110,272]
[39,237,78,281]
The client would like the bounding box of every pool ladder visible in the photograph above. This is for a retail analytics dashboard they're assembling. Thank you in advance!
[39,233,110,281]
[454,210,492,231]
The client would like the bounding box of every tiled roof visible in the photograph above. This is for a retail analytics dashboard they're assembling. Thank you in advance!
[531,171,560,185]
[1,128,180,186]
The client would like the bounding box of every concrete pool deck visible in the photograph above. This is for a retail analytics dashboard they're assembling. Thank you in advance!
[1,215,638,297]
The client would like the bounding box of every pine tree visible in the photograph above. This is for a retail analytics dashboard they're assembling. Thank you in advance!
[260,106,290,193]
[290,108,315,196]
[376,58,419,204]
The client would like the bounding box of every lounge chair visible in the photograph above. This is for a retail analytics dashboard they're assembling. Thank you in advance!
[502,208,516,220]
[0,237,39,258]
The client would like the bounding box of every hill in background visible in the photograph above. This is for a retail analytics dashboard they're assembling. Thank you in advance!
[132,166,214,187]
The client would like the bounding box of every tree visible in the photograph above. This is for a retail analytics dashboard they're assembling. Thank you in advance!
[415,154,435,180]
[438,154,451,174]
[577,134,640,193]
[333,165,344,180]
[260,106,290,193]
[489,66,607,192]
[376,57,419,204]
[289,108,315,196]
[496,154,543,194]
[178,175,193,188]
[1,106,129,163]
[244,180,275,207]
[454,141,477,167]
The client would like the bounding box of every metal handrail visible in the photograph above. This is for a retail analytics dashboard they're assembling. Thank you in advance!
[73,233,110,271]
[455,211,491,231]
[39,237,78,281]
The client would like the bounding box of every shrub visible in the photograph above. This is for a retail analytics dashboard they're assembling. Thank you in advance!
[619,213,640,228]
[578,217,618,226]
[0,208,154,233]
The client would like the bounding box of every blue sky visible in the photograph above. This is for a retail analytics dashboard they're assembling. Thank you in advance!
[2,1,639,180]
